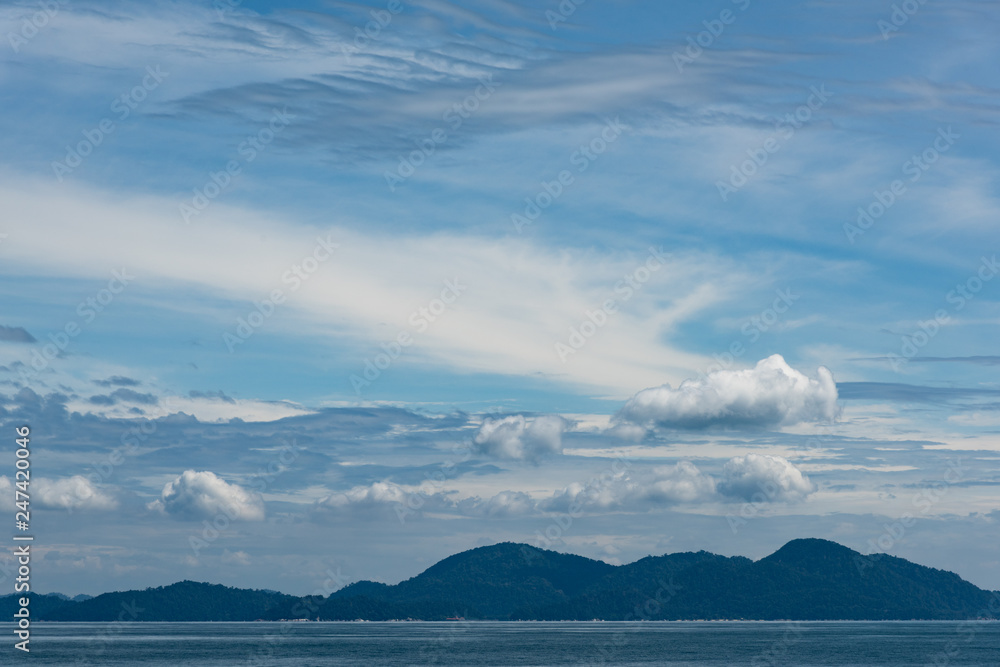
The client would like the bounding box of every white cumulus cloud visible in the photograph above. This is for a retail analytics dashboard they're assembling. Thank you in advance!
[617,354,838,430]
[0,475,117,511]
[719,453,815,502]
[472,414,567,461]
[315,481,411,511]
[149,470,265,521]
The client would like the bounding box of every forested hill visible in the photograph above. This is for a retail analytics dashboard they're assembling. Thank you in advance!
[8,539,999,621]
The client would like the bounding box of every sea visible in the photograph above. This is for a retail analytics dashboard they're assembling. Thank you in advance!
[3,620,1000,666]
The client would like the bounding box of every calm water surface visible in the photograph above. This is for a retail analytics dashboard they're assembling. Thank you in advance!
[3,621,999,666]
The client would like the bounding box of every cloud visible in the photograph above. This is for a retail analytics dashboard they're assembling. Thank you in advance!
[34,476,119,511]
[221,549,252,566]
[718,454,815,503]
[111,388,158,405]
[538,455,814,513]
[88,388,159,406]
[0,475,117,511]
[315,481,412,512]
[149,470,265,521]
[459,490,535,518]
[643,462,719,504]
[947,412,1000,428]
[911,356,1000,366]
[0,176,738,398]
[93,375,141,387]
[472,414,566,461]
[617,355,838,430]
[314,481,534,519]
[68,391,312,422]
[189,390,236,403]
[539,461,717,512]
[0,325,36,343]
[838,382,1000,403]
[316,454,812,522]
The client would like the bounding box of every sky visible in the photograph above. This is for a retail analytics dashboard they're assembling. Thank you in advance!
[0,0,999,597]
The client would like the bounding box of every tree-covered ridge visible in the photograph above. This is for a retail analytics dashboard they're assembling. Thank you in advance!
[7,539,999,621]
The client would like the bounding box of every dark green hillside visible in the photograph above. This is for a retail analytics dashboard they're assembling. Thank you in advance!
[24,539,1000,622]
[40,581,294,622]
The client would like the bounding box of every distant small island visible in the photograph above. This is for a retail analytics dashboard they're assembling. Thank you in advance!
[6,539,999,622]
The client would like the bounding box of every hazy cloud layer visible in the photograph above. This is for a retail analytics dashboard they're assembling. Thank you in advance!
[538,461,721,511]
[0,391,995,594]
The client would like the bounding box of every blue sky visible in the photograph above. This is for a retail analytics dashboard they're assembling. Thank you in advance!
[1,0,999,596]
